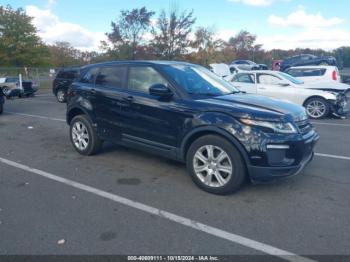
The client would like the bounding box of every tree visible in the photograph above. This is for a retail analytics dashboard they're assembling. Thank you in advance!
[103,7,155,60]
[0,5,49,67]
[48,41,83,67]
[228,30,262,61]
[190,26,225,66]
[151,8,196,59]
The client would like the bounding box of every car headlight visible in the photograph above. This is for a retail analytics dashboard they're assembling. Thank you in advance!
[240,118,297,134]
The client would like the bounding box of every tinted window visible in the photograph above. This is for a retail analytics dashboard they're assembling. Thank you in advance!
[96,66,127,88]
[303,69,326,77]
[258,74,281,85]
[286,69,303,77]
[80,68,98,84]
[6,78,18,83]
[234,74,255,83]
[57,70,79,79]
[128,67,168,93]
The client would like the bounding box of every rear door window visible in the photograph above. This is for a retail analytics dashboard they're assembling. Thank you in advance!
[234,73,255,83]
[95,66,127,89]
[257,74,281,85]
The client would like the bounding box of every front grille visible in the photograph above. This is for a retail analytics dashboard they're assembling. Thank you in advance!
[295,119,312,134]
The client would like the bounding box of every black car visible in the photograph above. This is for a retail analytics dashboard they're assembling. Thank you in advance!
[66,61,319,195]
[53,67,80,103]
[280,54,337,72]
[0,87,4,114]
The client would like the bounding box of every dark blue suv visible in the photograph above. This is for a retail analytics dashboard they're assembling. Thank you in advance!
[66,61,319,195]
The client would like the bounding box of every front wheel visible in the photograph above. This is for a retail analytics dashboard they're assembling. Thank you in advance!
[304,97,330,119]
[70,115,102,155]
[186,135,246,195]
[0,102,3,114]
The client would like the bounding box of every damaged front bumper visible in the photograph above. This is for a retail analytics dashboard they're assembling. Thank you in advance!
[331,89,350,116]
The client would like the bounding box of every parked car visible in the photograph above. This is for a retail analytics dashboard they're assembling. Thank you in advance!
[231,70,350,119]
[0,77,38,98]
[228,64,246,75]
[231,60,268,71]
[0,87,4,114]
[66,61,319,195]
[53,67,80,103]
[280,54,337,72]
[285,66,341,83]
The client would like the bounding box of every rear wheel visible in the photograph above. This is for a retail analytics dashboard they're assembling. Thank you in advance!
[304,97,330,119]
[56,89,66,103]
[70,115,102,155]
[0,102,3,114]
[186,135,246,195]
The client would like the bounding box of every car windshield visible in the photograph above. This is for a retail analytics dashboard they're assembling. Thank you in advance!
[277,72,304,85]
[162,64,239,97]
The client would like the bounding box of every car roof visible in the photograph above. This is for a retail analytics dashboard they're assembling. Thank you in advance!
[81,60,193,70]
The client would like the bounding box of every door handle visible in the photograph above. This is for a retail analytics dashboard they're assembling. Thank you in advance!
[90,88,97,94]
[258,87,266,90]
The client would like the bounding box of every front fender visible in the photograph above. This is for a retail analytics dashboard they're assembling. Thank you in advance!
[179,112,250,164]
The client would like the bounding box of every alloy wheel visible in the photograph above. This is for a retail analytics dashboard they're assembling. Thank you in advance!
[306,100,326,118]
[72,121,90,151]
[57,90,65,102]
[193,145,233,188]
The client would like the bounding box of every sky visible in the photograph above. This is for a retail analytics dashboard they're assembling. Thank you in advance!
[2,0,350,51]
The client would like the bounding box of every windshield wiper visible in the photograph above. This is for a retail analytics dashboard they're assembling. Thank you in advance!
[188,92,221,97]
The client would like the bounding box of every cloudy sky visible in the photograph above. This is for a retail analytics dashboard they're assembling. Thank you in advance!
[3,0,350,51]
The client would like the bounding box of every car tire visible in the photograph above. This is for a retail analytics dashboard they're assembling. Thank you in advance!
[304,97,330,119]
[0,102,3,114]
[70,115,102,156]
[56,89,66,103]
[186,135,246,195]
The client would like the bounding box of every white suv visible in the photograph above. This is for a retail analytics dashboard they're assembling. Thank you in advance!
[285,66,341,83]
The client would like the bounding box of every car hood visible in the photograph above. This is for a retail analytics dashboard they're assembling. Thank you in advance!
[303,82,350,92]
[200,93,307,122]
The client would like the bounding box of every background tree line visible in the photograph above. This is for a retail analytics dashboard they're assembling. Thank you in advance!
[1,4,350,69]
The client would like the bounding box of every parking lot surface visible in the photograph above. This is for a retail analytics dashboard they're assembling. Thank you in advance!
[0,93,349,260]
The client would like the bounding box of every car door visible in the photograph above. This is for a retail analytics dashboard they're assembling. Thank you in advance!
[120,65,185,155]
[256,73,297,104]
[92,65,128,141]
[231,73,257,94]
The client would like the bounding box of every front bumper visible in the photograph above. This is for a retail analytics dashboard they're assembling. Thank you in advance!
[247,131,319,183]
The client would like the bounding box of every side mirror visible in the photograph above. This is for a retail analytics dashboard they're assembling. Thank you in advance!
[149,84,173,98]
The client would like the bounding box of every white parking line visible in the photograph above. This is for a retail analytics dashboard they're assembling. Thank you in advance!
[0,156,314,262]
[6,112,65,122]
[311,122,350,127]
[315,153,350,161]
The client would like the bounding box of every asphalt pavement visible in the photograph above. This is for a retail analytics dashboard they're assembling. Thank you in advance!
[0,93,349,261]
